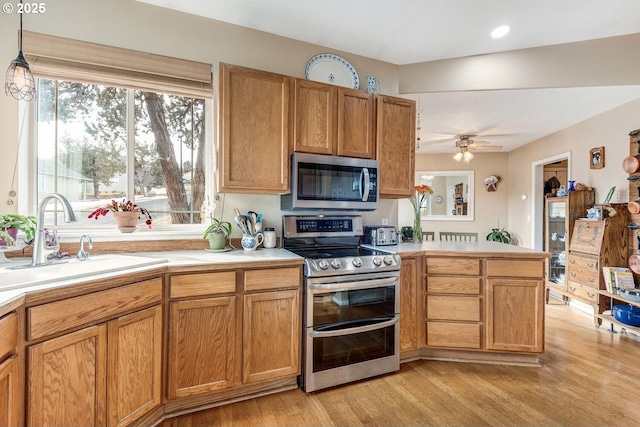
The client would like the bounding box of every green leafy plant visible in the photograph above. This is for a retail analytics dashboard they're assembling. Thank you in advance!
[0,213,37,245]
[203,217,232,239]
[486,227,511,244]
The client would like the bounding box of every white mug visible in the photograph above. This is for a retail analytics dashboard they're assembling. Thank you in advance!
[241,233,263,251]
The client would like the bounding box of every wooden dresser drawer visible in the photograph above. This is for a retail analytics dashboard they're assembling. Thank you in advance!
[486,259,544,279]
[244,267,301,292]
[170,271,236,298]
[426,258,480,276]
[568,254,598,271]
[426,322,481,349]
[427,295,480,322]
[567,281,599,303]
[568,264,598,288]
[28,278,163,340]
[569,220,605,255]
[427,276,480,295]
[0,312,17,360]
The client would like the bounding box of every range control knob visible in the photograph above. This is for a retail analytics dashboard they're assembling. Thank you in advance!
[318,259,330,270]
[372,256,383,266]
[352,257,363,268]
[383,256,394,266]
[330,259,341,269]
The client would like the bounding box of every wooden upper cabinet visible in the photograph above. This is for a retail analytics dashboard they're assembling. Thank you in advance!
[376,95,416,198]
[219,63,290,194]
[292,79,375,159]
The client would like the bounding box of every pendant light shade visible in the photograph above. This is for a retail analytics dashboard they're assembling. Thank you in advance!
[5,0,36,101]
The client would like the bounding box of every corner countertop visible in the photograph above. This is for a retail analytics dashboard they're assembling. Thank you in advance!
[363,241,550,258]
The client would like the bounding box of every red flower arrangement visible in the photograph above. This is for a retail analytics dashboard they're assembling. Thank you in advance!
[88,199,152,228]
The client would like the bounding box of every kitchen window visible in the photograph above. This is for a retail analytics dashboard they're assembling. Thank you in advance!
[19,31,214,231]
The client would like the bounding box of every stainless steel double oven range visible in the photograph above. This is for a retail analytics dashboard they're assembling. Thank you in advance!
[283,215,401,392]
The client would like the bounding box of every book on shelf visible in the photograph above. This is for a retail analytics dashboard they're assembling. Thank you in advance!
[614,269,635,291]
[602,267,615,293]
[603,266,635,293]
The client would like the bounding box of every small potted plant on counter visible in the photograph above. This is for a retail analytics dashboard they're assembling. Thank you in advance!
[203,217,232,250]
[486,227,512,244]
[0,213,37,247]
[88,199,152,232]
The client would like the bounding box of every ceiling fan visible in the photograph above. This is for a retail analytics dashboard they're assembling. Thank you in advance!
[451,134,503,163]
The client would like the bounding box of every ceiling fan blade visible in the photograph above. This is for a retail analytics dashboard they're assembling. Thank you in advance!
[471,145,503,151]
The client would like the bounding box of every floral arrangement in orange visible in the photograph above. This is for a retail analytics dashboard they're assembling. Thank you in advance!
[409,185,434,211]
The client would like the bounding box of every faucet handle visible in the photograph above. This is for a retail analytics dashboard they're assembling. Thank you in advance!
[76,234,93,261]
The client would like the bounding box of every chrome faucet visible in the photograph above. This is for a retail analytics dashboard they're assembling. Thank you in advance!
[76,234,93,261]
[31,193,77,266]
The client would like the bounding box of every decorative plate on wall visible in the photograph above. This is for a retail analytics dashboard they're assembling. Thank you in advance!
[305,53,359,89]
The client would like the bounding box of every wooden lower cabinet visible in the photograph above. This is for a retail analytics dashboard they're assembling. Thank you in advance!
[167,296,236,399]
[399,256,418,352]
[0,356,20,427]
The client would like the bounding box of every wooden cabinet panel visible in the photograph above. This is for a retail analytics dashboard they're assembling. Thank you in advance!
[487,259,544,278]
[0,313,17,361]
[486,279,544,352]
[292,79,336,155]
[28,325,108,427]
[427,276,481,295]
[426,257,480,276]
[376,95,415,198]
[399,257,417,352]
[427,295,480,322]
[567,262,599,289]
[170,271,236,298]
[219,63,290,194]
[0,356,20,427]
[242,290,300,384]
[167,297,236,399]
[107,305,162,427]
[568,253,598,270]
[244,267,300,292]
[28,278,162,340]
[337,88,375,159]
[426,322,481,349]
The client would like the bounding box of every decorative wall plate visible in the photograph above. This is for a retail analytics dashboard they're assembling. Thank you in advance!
[305,53,359,89]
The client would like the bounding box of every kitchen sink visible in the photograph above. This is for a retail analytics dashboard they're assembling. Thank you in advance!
[0,254,168,292]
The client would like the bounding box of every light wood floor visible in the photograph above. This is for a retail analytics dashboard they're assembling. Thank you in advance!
[170,298,640,427]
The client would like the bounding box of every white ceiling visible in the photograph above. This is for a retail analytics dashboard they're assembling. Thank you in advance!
[138,0,640,153]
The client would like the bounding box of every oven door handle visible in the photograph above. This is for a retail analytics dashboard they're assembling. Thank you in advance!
[309,316,398,338]
[308,277,398,292]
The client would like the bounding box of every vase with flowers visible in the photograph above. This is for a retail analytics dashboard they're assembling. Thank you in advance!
[88,199,152,233]
[409,185,433,243]
[484,175,501,192]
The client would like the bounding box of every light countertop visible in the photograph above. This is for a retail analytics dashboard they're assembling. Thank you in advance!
[363,241,550,258]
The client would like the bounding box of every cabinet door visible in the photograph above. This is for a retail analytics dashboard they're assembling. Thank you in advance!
[486,279,544,352]
[107,305,162,427]
[29,325,108,427]
[337,88,375,159]
[0,356,20,427]
[545,197,568,287]
[376,95,416,198]
[167,297,236,399]
[292,79,336,155]
[219,63,290,193]
[399,257,417,352]
[242,290,300,384]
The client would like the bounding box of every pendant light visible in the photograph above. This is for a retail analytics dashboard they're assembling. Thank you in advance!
[5,0,36,101]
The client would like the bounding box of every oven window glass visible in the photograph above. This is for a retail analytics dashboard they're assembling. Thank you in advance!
[312,285,396,327]
[298,162,375,202]
[312,324,395,372]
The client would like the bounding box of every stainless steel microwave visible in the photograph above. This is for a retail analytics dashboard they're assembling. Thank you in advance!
[281,153,379,211]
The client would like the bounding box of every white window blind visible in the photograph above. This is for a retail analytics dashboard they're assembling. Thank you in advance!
[23,31,212,99]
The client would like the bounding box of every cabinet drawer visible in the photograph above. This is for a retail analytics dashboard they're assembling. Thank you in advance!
[567,265,598,288]
[426,258,480,276]
[426,322,481,349]
[28,278,163,340]
[427,295,480,322]
[487,259,544,279]
[569,220,605,255]
[427,276,480,295]
[244,267,300,292]
[567,281,599,303]
[0,312,17,360]
[568,254,598,270]
[170,271,236,298]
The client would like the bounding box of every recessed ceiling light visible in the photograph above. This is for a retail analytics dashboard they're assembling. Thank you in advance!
[491,25,510,39]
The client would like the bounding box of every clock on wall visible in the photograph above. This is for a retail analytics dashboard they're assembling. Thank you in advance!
[435,195,443,203]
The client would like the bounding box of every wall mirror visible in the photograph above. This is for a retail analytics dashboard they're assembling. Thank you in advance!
[416,170,474,221]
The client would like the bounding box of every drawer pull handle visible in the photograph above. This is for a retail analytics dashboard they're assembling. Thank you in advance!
[588,277,595,283]
[569,286,576,291]
[587,263,595,268]
[569,259,576,264]
[587,292,595,298]
[570,272,577,277]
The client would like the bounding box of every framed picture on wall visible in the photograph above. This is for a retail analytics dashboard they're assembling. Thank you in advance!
[590,147,605,169]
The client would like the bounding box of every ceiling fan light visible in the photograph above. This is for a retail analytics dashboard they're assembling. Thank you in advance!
[463,151,474,163]
[453,152,463,162]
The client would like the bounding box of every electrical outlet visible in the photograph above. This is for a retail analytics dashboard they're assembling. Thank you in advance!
[381,218,389,226]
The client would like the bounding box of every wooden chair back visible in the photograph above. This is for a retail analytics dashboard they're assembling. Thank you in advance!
[422,231,435,241]
[439,232,479,242]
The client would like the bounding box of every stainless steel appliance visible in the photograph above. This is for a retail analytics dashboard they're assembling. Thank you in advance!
[281,153,379,211]
[283,215,401,392]
[363,225,398,246]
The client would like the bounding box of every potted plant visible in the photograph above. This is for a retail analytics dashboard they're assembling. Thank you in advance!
[484,175,501,191]
[203,217,232,250]
[0,213,37,247]
[88,199,152,232]
[486,227,512,244]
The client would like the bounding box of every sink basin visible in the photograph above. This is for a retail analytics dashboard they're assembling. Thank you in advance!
[0,254,167,292]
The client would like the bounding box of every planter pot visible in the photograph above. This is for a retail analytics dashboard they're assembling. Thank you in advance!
[207,233,227,250]
[486,183,497,192]
[113,211,140,233]
[0,228,18,246]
